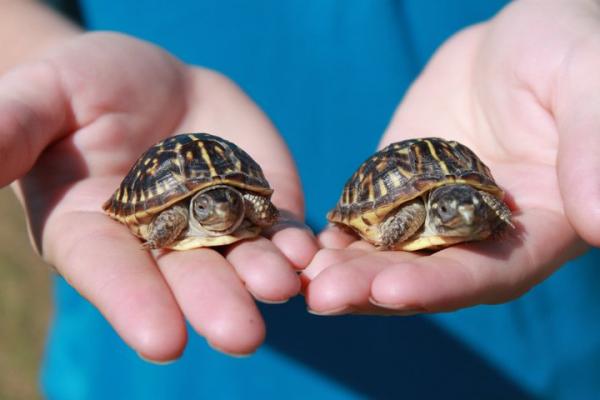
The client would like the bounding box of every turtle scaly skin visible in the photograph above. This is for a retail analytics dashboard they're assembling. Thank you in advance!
[328,137,512,251]
[103,133,278,250]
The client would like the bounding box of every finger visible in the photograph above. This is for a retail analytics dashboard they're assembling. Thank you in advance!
[266,172,318,270]
[0,62,70,186]
[178,69,317,266]
[555,40,600,246]
[270,226,318,269]
[317,225,358,250]
[302,239,377,281]
[226,236,301,303]
[304,249,416,315]
[266,210,319,270]
[43,211,187,362]
[156,248,265,356]
[370,209,584,312]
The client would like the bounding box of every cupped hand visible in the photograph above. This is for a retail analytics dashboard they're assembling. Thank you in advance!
[304,0,600,315]
[1,32,317,360]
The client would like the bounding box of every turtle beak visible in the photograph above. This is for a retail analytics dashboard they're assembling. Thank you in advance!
[458,204,475,225]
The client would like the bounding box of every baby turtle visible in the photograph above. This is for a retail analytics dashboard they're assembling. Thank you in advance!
[103,133,278,250]
[327,137,513,251]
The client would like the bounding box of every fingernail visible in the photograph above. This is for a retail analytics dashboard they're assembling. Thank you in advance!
[307,305,353,316]
[255,296,290,305]
[137,352,179,366]
[368,297,426,316]
[206,342,255,358]
[248,289,291,305]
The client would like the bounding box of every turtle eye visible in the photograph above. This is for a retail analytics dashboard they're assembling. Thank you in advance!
[194,197,211,220]
[224,190,242,208]
[437,201,456,221]
[226,190,238,203]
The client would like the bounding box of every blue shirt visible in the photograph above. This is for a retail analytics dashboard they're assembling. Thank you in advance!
[42,1,600,399]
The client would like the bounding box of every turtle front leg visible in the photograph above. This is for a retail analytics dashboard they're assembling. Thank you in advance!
[378,199,426,250]
[142,204,189,249]
[243,193,279,227]
[478,190,514,230]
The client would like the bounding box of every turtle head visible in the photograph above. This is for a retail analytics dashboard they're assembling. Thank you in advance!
[426,184,490,238]
[191,186,245,235]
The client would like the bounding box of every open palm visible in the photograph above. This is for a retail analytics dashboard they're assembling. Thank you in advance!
[304,1,600,315]
[2,32,316,360]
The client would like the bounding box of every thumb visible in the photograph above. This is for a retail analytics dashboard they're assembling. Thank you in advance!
[0,62,70,187]
[555,41,600,247]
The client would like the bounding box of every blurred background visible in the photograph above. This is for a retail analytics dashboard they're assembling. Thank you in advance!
[0,188,52,400]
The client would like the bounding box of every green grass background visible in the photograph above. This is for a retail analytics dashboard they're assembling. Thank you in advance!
[0,188,51,400]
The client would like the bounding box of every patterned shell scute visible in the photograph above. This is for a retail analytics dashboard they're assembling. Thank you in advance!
[103,133,272,221]
[330,137,500,223]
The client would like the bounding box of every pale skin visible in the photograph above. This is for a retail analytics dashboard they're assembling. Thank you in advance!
[1,1,318,361]
[2,0,600,361]
[304,0,600,315]
[143,186,277,249]
[374,184,512,250]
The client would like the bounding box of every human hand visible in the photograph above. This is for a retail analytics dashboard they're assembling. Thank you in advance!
[304,0,599,315]
[2,32,317,360]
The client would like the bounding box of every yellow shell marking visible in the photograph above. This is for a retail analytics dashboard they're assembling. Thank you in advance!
[155,181,169,196]
[197,141,217,177]
[378,179,388,197]
[145,158,160,176]
[120,187,129,203]
[402,168,414,178]
[388,170,403,187]
[413,145,423,174]
[424,139,450,175]
[186,151,194,161]
[367,176,375,202]
[397,147,410,155]
[172,154,186,176]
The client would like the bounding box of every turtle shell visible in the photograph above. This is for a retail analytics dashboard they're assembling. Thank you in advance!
[103,133,272,235]
[327,137,504,243]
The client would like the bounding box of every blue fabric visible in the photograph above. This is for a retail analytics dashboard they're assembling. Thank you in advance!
[42,1,600,399]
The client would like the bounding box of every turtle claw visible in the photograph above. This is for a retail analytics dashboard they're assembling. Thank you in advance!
[140,240,157,250]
